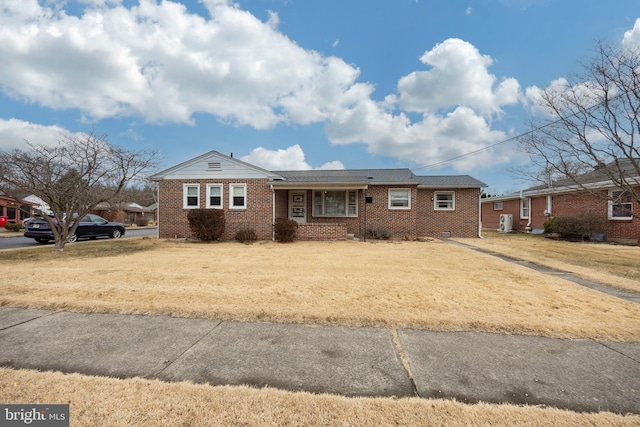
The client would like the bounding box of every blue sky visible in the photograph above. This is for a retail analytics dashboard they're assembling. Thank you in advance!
[1,0,639,193]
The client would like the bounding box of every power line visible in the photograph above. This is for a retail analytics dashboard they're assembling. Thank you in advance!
[414,91,625,171]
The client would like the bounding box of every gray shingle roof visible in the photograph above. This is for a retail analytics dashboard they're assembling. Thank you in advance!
[271,169,418,184]
[416,175,487,188]
[525,158,640,191]
[270,169,487,188]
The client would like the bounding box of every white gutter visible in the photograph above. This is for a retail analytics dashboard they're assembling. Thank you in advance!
[478,192,483,238]
[270,185,276,241]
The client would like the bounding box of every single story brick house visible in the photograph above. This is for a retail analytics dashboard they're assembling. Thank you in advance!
[481,160,640,244]
[0,194,36,225]
[151,150,487,241]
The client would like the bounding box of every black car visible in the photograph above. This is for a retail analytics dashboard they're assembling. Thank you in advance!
[24,214,125,244]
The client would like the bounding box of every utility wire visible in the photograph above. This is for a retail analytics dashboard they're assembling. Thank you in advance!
[414,91,624,171]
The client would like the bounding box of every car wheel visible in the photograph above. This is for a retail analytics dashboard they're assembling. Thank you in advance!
[110,229,122,239]
[34,238,49,244]
[68,233,78,243]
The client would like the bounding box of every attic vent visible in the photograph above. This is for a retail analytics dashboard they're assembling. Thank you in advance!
[207,162,221,170]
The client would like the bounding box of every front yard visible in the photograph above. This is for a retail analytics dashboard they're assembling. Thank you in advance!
[1,235,639,426]
[2,236,639,341]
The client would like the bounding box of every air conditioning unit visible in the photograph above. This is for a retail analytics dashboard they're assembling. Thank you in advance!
[499,214,513,233]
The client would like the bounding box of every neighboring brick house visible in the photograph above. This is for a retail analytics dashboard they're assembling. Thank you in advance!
[0,194,36,225]
[481,160,640,244]
[151,150,487,241]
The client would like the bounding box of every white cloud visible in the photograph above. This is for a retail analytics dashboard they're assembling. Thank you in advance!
[0,0,370,128]
[326,102,507,172]
[0,118,75,150]
[394,39,520,117]
[623,18,640,49]
[0,1,523,172]
[325,38,521,171]
[240,145,345,170]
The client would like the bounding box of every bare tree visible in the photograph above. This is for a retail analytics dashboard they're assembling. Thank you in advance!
[518,41,640,217]
[0,131,158,251]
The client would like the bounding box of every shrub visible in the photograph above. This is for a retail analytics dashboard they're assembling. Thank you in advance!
[187,209,226,242]
[274,218,298,243]
[235,228,257,243]
[135,216,149,227]
[4,223,23,232]
[544,214,607,241]
[367,227,391,240]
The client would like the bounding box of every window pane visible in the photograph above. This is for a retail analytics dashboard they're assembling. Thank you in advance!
[210,187,221,196]
[314,191,323,215]
[187,187,198,196]
[233,186,245,196]
[210,196,221,206]
[348,191,357,215]
[187,196,198,206]
[324,191,345,215]
[390,190,409,207]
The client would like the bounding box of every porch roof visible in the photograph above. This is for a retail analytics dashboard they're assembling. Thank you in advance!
[270,168,418,187]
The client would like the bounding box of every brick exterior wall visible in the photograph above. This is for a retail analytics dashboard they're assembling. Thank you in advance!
[481,187,640,242]
[417,188,481,238]
[297,223,348,240]
[159,182,482,241]
[157,178,274,240]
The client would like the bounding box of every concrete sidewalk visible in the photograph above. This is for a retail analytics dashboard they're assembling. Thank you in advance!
[0,307,638,414]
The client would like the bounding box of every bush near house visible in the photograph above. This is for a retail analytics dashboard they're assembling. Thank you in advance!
[235,228,257,243]
[544,213,608,241]
[3,223,23,232]
[187,209,226,242]
[274,218,298,243]
[367,227,392,240]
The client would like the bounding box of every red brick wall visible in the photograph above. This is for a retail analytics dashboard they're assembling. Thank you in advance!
[360,186,418,239]
[482,188,639,241]
[418,188,481,238]
[158,179,274,240]
[297,223,348,240]
[481,198,523,231]
[552,189,639,241]
[160,182,482,240]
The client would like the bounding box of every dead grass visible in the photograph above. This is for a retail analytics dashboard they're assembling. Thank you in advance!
[1,237,639,341]
[2,237,640,425]
[1,368,638,427]
[458,230,640,293]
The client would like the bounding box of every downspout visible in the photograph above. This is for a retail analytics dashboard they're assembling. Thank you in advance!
[545,194,552,218]
[156,181,160,239]
[478,191,483,238]
[270,185,275,241]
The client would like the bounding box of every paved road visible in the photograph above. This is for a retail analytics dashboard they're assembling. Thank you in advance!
[0,227,157,250]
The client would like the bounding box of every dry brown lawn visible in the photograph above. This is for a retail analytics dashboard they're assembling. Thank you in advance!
[1,236,639,426]
[2,368,638,427]
[1,237,639,341]
[457,230,640,293]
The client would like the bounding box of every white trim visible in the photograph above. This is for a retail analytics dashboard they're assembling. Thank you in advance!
[205,183,223,209]
[434,191,455,211]
[183,183,200,209]
[609,189,633,220]
[388,188,411,210]
[520,198,530,219]
[229,183,247,210]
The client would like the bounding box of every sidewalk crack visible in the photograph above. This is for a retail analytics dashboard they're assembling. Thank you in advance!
[150,319,225,378]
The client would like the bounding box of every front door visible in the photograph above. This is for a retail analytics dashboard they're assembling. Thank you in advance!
[289,191,306,224]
